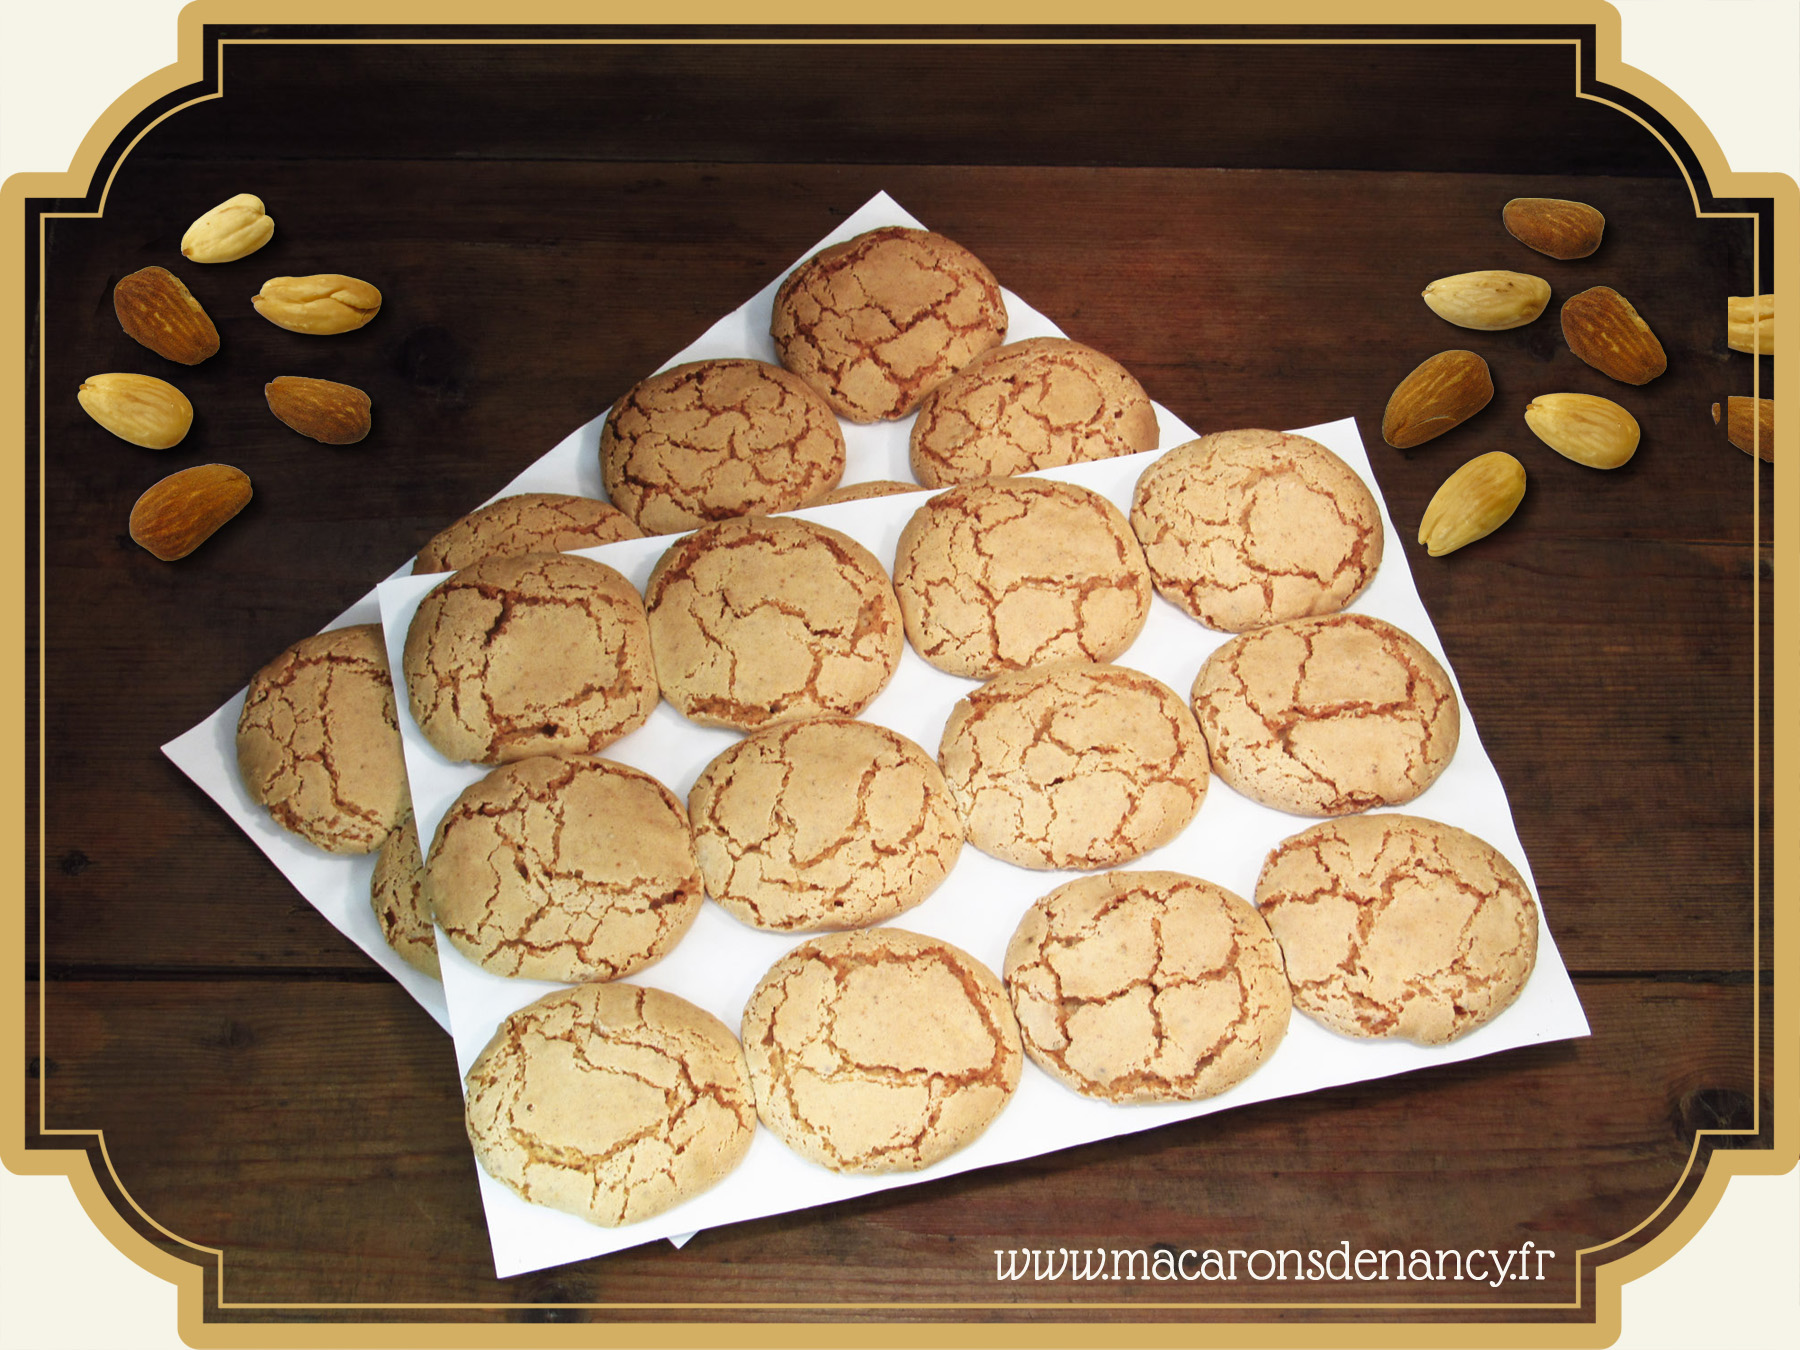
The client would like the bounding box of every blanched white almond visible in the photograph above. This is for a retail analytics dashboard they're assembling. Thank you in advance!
[1418,452,1526,557]
[77,373,193,449]
[1524,392,1640,469]
[180,193,274,264]
[1422,270,1551,331]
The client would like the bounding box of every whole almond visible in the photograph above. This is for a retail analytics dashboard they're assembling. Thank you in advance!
[265,376,372,444]
[252,274,382,335]
[77,373,193,449]
[1381,350,1494,448]
[1502,198,1605,260]
[1727,397,1774,462]
[1422,270,1551,331]
[1523,392,1640,469]
[114,266,220,365]
[1727,294,1776,356]
[1418,452,1526,557]
[1561,286,1667,385]
[129,464,252,560]
[180,193,274,264]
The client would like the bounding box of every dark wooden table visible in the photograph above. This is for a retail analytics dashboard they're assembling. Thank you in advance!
[22,25,1778,1332]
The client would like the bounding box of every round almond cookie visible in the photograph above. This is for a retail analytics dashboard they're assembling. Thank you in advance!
[938,662,1209,870]
[645,515,903,732]
[1129,429,1384,632]
[740,928,1021,1173]
[370,813,439,979]
[1254,814,1539,1044]
[909,337,1160,488]
[803,479,923,508]
[893,477,1153,677]
[412,493,643,575]
[688,716,964,932]
[1005,871,1290,1102]
[770,226,1008,423]
[600,359,847,533]
[465,982,757,1227]
[1190,614,1461,817]
[403,551,658,765]
[426,755,703,983]
[236,624,409,854]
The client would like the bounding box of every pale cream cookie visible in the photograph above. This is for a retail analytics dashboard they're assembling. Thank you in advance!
[1190,614,1460,817]
[1129,429,1384,632]
[770,226,1008,423]
[1254,814,1539,1045]
[236,624,409,854]
[688,716,964,932]
[740,928,1021,1173]
[412,493,643,575]
[892,477,1153,677]
[465,982,756,1227]
[403,551,658,765]
[426,755,703,983]
[370,812,439,979]
[645,515,903,732]
[938,662,1209,870]
[1005,871,1290,1102]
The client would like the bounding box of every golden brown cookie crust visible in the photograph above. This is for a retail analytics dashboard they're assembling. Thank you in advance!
[1190,614,1461,817]
[370,813,440,979]
[892,477,1153,677]
[938,662,1210,870]
[426,755,703,983]
[740,928,1021,1173]
[645,516,903,732]
[909,337,1159,488]
[1254,814,1539,1044]
[1005,871,1290,1102]
[1129,430,1384,632]
[465,982,756,1227]
[688,716,964,932]
[236,624,409,854]
[601,359,847,533]
[770,226,1008,423]
[403,551,658,765]
[412,493,643,575]
[805,479,923,508]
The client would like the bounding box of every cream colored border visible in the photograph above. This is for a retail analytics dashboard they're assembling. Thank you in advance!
[3,2,1791,1345]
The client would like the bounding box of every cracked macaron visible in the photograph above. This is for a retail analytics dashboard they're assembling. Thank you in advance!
[600,358,847,533]
[740,928,1021,1173]
[770,226,1008,423]
[465,982,756,1227]
[370,813,439,979]
[1129,429,1384,632]
[645,515,903,732]
[426,755,703,983]
[1190,613,1460,817]
[1254,814,1539,1044]
[402,551,658,765]
[235,623,409,854]
[688,716,965,932]
[893,477,1153,677]
[910,337,1159,487]
[938,662,1210,870]
[412,493,643,575]
[1005,871,1290,1102]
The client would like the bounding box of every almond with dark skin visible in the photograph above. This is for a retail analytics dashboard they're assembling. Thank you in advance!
[1561,286,1667,385]
[129,464,252,560]
[1503,197,1605,260]
[113,266,220,365]
[1727,397,1774,462]
[1381,350,1494,449]
[265,376,372,444]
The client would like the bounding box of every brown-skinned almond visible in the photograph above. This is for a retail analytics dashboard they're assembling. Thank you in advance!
[1561,287,1667,385]
[114,266,220,365]
[265,376,372,444]
[1503,198,1605,260]
[129,464,252,560]
[1381,350,1494,449]
[1727,397,1774,462]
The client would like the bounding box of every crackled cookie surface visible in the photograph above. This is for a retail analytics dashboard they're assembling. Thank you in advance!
[236,624,408,854]
[938,662,1209,870]
[741,928,1021,1173]
[1191,614,1460,816]
[403,551,657,765]
[646,516,903,731]
[909,337,1159,488]
[370,813,439,979]
[689,717,964,932]
[1005,871,1290,1102]
[1130,430,1384,632]
[426,755,703,983]
[601,359,847,533]
[771,226,1007,423]
[805,479,922,508]
[893,477,1153,677]
[413,493,643,575]
[1255,814,1539,1044]
[465,982,756,1227]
